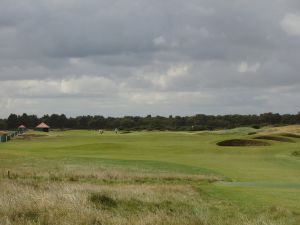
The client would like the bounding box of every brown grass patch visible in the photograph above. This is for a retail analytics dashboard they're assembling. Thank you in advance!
[0,178,293,225]
[260,125,300,135]
[17,134,48,140]
[0,163,295,225]
[217,139,270,147]
[0,166,220,184]
[0,179,205,225]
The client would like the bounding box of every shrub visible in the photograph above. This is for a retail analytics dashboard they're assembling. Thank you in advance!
[252,125,261,129]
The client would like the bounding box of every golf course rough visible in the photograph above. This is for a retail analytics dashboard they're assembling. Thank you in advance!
[0,128,299,225]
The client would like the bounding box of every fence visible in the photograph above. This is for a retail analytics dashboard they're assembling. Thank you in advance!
[0,130,24,143]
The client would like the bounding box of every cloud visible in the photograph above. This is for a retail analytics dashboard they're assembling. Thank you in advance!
[0,76,118,98]
[138,64,190,90]
[238,62,261,73]
[0,0,299,117]
[280,13,300,36]
[153,36,167,47]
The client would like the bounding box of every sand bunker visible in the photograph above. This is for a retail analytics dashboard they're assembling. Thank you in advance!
[254,135,294,143]
[217,139,270,147]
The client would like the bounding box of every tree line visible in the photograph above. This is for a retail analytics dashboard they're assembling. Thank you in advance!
[0,112,300,131]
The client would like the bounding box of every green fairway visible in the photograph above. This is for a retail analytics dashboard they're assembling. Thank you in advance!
[0,129,299,225]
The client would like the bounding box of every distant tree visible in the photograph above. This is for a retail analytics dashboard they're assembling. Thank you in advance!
[41,114,50,125]
[297,112,300,124]
[7,114,18,129]
[260,113,282,124]
[120,117,135,129]
[66,117,78,128]
[0,120,6,130]
[88,116,106,129]
[28,115,39,128]
[174,116,186,128]
[3,112,300,131]
[58,114,68,129]
[49,114,60,128]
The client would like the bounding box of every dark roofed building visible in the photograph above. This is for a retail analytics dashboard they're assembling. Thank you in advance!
[35,122,50,132]
[18,125,26,133]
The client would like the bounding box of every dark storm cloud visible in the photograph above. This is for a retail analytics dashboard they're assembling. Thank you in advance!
[0,0,300,116]
[0,0,278,60]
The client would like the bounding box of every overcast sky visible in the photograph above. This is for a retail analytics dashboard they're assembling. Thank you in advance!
[0,0,300,117]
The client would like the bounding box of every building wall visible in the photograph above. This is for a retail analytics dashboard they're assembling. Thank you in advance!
[35,128,49,132]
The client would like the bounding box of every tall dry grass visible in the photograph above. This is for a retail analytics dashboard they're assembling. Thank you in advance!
[0,165,295,225]
[0,165,219,184]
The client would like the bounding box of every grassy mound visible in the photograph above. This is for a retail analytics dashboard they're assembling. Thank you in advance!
[254,135,295,143]
[279,133,300,139]
[217,139,270,147]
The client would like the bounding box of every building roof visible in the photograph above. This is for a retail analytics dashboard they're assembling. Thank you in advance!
[18,125,26,128]
[36,122,50,128]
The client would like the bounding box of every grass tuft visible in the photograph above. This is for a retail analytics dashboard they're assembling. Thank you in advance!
[292,151,300,157]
